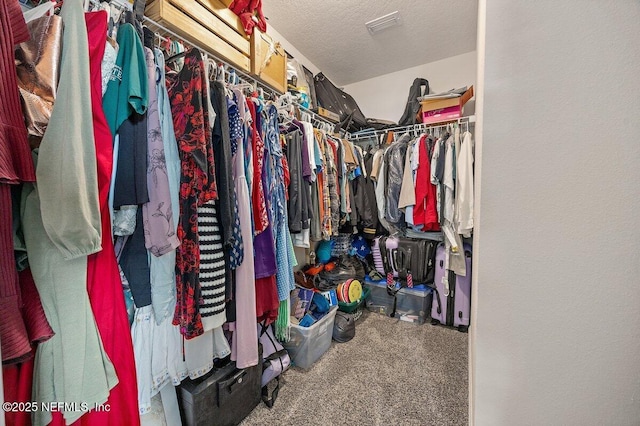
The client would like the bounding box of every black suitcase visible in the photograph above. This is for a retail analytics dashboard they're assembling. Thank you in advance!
[394,237,438,285]
[178,349,262,426]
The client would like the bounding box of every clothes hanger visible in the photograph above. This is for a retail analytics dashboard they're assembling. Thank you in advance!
[166,49,187,64]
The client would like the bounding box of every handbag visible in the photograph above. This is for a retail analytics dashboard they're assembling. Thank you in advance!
[258,322,291,408]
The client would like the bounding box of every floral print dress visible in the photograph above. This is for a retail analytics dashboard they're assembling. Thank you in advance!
[166,48,218,339]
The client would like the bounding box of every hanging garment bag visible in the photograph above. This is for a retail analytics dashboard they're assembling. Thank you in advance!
[430,243,472,332]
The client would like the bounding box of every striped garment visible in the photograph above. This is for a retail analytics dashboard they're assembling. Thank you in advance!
[197,201,227,331]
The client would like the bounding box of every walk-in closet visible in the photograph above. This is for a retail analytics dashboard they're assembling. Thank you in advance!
[2,1,639,425]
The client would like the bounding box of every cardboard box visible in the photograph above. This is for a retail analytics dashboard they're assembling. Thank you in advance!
[250,30,287,94]
[317,107,340,123]
[422,105,465,124]
[145,0,251,72]
[420,85,474,124]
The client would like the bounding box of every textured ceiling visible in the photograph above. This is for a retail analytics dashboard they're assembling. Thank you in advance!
[262,0,478,86]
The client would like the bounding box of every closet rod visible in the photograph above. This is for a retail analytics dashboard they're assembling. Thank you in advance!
[349,115,475,141]
[293,102,349,137]
[142,16,282,99]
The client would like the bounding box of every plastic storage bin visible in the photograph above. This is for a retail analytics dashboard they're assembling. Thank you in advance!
[364,279,433,324]
[283,306,338,369]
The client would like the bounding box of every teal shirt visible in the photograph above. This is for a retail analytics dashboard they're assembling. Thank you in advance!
[103,24,148,136]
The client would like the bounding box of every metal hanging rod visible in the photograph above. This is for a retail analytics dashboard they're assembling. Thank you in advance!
[294,103,349,136]
[349,115,475,141]
[142,16,282,99]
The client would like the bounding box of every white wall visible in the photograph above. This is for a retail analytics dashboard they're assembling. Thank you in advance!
[471,1,640,425]
[267,24,321,76]
[342,51,476,122]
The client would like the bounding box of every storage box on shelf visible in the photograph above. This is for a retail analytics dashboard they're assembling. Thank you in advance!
[419,85,474,124]
[283,306,338,369]
[364,279,433,324]
[145,0,288,93]
[250,29,287,93]
[146,0,252,72]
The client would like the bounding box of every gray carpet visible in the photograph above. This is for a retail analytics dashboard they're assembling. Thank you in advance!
[241,311,468,426]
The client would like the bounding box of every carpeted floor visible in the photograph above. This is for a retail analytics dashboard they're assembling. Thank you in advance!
[240,311,468,426]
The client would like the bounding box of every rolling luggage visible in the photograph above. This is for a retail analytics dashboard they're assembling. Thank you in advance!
[394,238,438,286]
[431,243,472,332]
[373,236,399,277]
[374,236,438,285]
[178,349,262,426]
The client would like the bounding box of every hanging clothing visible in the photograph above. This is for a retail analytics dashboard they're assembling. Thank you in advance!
[23,156,118,426]
[265,105,296,301]
[64,12,140,426]
[384,133,411,231]
[36,1,102,261]
[15,13,63,150]
[325,136,340,234]
[228,88,258,369]
[197,201,227,331]
[226,95,245,270]
[2,352,35,426]
[442,136,466,277]
[398,137,416,211]
[455,131,474,237]
[251,102,279,324]
[414,135,440,231]
[167,48,217,339]
[183,327,231,380]
[0,0,35,186]
[431,136,446,224]
[249,99,269,235]
[119,209,152,307]
[363,148,380,236]
[101,38,117,96]
[151,48,181,324]
[0,184,31,364]
[286,129,304,233]
[210,81,236,301]
[113,108,149,208]
[103,23,148,137]
[150,316,188,393]
[22,5,119,424]
[142,45,179,252]
[210,81,236,249]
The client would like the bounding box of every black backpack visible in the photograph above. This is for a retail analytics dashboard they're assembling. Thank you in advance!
[398,78,430,126]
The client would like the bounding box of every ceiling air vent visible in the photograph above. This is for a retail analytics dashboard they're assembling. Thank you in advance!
[365,11,401,34]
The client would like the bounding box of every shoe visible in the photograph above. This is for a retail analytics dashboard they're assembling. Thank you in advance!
[320,256,356,284]
[294,271,314,289]
[313,274,336,291]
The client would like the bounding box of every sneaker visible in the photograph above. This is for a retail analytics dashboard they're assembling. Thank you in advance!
[320,256,356,284]
[294,271,314,289]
